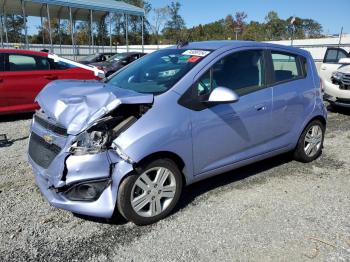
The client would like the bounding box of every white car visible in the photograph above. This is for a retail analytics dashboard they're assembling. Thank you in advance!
[320,47,350,107]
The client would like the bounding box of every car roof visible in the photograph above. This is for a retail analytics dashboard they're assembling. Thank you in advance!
[98,52,116,55]
[0,49,48,56]
[174,40,309,56]
[121,52,145,55]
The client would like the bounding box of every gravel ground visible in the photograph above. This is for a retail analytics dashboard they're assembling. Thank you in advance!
[0,106,350,262]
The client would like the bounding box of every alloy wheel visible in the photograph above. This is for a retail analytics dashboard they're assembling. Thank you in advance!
[131,167,177,218]
[304,125,323,157]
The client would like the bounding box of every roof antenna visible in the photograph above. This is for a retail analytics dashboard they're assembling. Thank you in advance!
[177,28,193,48]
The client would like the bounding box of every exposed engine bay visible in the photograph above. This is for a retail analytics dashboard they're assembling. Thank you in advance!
[69,104,152,156]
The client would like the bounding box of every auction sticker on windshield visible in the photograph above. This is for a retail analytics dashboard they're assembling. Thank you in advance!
[182,50,210,57]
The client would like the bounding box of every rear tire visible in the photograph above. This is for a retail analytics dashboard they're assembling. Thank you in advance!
[294,120,325,163]
[117,158,182,225]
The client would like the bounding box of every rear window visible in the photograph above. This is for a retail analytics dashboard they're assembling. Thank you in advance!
[271,52,302,83]
[52,60,78,70]
[8,54,50,71]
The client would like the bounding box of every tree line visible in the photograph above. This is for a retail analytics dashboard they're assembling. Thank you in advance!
[1,1,324,46]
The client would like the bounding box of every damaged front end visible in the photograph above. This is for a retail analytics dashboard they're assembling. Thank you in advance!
[28,80,153,218]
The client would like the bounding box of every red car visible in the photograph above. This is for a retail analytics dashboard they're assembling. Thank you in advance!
[0,49,101,115]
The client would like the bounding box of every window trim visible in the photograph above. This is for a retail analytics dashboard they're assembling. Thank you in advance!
[266,50,307,87]
[0,53,5,72]
[323,47,349,64]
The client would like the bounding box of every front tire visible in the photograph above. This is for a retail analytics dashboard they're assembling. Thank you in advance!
[294,120,325,163]
[117,159,182,225]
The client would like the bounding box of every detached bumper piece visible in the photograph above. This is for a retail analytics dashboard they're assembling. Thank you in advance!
[0,134,10,147]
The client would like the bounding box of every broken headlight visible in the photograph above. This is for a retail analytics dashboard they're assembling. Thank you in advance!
[69,115,138,155]
[70,129,110,155]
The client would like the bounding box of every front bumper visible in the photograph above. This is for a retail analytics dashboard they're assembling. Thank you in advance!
[324,93,350,108]
[29,151,134,218]
[323,80,350,108]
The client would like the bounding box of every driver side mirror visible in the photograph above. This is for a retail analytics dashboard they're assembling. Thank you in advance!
[121,60,128,65]
[339,58,350,64]
[203,87,239,104]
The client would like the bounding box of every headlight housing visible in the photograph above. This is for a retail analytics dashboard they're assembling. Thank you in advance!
[69,115,138,156]
[331,71,344,82]
[70,129,110,155]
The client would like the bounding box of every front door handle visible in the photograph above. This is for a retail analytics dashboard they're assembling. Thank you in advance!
[254,104,267,111]
[44,75,58,80]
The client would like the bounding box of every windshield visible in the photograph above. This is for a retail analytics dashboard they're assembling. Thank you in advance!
[108,53,127,62]
[106,49,211,94]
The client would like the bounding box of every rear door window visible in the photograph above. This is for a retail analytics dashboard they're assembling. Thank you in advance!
[323,48,349,63]
[271,52,302,83]
[7,54,50,71]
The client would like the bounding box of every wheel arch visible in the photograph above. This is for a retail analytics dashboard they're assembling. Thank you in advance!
[117,151,189,190]
[133,151,188,186]
[307,115,327,128]
[294,114,327,149]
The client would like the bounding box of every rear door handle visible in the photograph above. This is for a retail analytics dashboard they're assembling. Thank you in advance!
[44,75,58,80]
[254,104,267,111]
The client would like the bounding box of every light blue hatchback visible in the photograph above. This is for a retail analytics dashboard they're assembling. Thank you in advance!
[28,41,327,225]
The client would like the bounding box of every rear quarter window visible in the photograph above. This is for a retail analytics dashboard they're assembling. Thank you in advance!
[271,52,303,83]
[52,60,78,70]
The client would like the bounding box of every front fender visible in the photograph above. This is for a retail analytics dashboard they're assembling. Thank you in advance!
[113,91,194,180]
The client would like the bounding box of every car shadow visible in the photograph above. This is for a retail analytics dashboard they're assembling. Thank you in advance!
[0,135,29,148]
[76,152,293,226]
[0,112,34,123]
[73,211,128,225]
[174,152,293,213]
[327,104,350,115]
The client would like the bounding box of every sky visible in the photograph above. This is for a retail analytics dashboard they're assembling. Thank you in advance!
[148,0,350,34]
[26,0,349,36]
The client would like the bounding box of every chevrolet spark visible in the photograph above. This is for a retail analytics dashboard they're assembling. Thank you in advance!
[28,41,327,225]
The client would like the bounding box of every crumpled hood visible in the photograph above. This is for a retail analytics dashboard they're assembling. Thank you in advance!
[36,80,153,135]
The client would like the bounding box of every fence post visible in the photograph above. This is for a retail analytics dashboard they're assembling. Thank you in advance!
[46,4,53,52]
[21,0,28,49]
[69,7,75,60]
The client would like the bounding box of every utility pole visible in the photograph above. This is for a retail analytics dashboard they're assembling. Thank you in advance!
[338,26,343,48]
[290,16,296,46]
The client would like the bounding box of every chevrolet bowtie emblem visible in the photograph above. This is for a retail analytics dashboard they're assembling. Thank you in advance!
[43,134,54,144]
